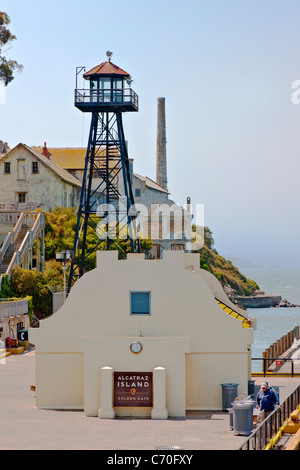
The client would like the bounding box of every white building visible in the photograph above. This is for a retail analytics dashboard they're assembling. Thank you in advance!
[30,250,255,417]
[0,143,81,212]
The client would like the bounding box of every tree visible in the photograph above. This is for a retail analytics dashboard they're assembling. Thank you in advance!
[0,11,23,85]
[45,206,153,270]
[11,261,63,318]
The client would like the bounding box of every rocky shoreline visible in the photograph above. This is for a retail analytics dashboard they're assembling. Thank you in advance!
[275,298,300,308]
[234,290,300,309]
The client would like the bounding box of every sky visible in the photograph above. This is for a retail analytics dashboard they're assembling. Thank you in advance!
[1,0,300,268]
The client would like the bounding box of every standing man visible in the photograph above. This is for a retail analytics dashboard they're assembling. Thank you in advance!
[256,382,280,421]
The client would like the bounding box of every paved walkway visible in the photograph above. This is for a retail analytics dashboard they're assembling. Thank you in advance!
[1,350,299,451]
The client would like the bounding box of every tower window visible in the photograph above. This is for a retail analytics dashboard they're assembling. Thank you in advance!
[4,162,10,174]
[130,291,151,315]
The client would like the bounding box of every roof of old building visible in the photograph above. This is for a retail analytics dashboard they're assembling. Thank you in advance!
[83,60,130,79]
[0,143,82,188]
[26,145,168,195]
[134,173,169,194]
[42,146,119,170]
[38,148,168,194]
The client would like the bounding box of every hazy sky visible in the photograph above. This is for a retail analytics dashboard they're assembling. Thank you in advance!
[1,0,300,268]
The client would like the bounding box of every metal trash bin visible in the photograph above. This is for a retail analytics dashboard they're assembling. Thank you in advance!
[220,383,239,411]
[232,401,253,436]
[228,408,233,430]
[248,379,255,398]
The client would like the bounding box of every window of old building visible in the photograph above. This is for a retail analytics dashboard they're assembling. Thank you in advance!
[4,161,10,174]
[18,192,26,203]
[32,161,39,174]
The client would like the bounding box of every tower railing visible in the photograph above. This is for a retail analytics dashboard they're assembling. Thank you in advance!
[74,88,138,110]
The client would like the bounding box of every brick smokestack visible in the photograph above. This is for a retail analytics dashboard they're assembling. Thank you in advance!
[156,97,168,190]
[42,142,50,159]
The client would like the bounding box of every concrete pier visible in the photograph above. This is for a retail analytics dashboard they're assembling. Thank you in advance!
[1,349,299,450]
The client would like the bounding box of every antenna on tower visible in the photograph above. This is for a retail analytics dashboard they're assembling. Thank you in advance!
[106,51,113,61]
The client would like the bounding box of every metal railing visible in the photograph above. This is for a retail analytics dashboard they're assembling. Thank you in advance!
[6,212,45,276]
[252,357,300,377]
[238,383,300,450]
[0,212,45,283]
[75,88,138,109]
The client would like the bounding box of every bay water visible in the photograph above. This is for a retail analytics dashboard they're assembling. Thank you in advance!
[240,268,300,372]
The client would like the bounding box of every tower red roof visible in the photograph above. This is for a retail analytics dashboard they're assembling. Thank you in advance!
[83,60,130,79]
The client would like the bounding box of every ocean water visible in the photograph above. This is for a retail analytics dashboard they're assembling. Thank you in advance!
[240,268,300,372]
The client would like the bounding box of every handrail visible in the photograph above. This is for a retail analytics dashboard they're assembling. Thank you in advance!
[4,212,44,277]
[0,212,26,262]
[252,356,300,377]
[75,87,138,108]
[0,231,12,263]
[216,298,252,328]
[31,212,44,240]
[0,212,20,225]
[238,383,300,450]
[11,212,25,243]
[6,251,18,277]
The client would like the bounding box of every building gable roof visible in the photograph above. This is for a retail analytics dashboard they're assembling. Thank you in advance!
[0,143,82,188]
[134,173,169,194]
[41,146,119,170]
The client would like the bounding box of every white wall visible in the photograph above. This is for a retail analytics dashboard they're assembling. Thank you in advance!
[30,250,254,416]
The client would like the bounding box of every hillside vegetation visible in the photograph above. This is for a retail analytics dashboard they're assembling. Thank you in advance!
[193,226,259,296]
[0,211,259,319]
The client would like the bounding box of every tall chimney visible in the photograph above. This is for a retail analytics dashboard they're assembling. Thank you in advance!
[42,142,50,159]
[156,97,168,190]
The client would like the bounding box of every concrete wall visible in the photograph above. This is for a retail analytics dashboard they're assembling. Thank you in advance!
[30,250,254,417]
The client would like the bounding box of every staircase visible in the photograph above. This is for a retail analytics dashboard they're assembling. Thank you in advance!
[0,225,29,274]
[0,212,45,286]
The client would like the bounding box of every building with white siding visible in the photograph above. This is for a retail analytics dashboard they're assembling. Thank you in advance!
[0,143,81,212]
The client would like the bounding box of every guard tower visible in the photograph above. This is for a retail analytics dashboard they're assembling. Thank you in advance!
[68,52,140,291]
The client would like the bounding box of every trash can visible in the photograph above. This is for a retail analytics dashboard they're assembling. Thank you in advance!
[220,383,239,411]
[228,408,233,430]
[232,401,253,436]
[248,379,255,398]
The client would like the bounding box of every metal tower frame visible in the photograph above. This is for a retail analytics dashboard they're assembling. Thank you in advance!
[68,61,140,292]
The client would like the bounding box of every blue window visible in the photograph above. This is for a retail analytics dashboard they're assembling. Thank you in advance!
[135,188,141,197]
[130,291,151,315]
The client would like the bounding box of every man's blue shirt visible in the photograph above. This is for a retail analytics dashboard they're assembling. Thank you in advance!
[256,387,279,412]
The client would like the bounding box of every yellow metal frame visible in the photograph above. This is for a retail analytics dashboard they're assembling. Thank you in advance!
[215,299,252,328]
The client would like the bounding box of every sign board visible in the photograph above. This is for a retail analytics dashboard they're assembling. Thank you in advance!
[17,330,28,341]
[276,360,282,367]
[114,372,153,407]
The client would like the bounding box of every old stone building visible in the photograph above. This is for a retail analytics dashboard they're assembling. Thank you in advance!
[0,143,81,212]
